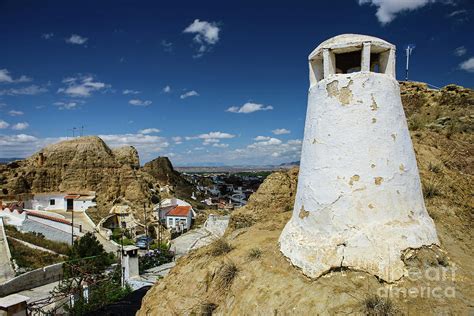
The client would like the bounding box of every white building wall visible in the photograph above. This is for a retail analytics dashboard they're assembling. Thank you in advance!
[31,194,66,211]
[166,214,191,231]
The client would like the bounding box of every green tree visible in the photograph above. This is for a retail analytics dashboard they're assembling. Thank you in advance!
[50,233,127,315]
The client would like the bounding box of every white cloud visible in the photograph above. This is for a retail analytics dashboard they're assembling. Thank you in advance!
[66,34,88,45]
[99,133,169,161]
[272,128,290,135]
[226,102,273,114]
[0,120,9,129]
[454,46,467,57]
[254,136,271,141]
[212,143,229,148]
[189,131,235,140]
[0,69,32,84]
[58,75,109,97]
[54,101,80,110]
[459,57,474,72]
[41,33,54,40]
[180,90,199,99]
[161,40,173,52]
[249,137,282,147]
[0,134,40,155]
[172,136,183,144]
[139,128,160,134]
[358,0,436,25]
[163,85,171,93]
[11,122,29,130]
[129,99,152,106]
[123,89,141,95]
[183,19,220,57]
[0,85,47,96]
[287,139,303,146]
[8,110,24,116]
[186,131,235,146]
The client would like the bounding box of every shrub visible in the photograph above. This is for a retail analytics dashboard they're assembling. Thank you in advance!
[199,302,217,316]
[216,261,238,290]
[408,115,425,131]
[209,238,233,256]
[428,162,441,173]
[8,238,63,272]
[423,180,441,199]
[364,295,399,316]
[247,248,262,260]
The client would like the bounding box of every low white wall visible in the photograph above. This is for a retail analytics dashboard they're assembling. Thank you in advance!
[73,200,96,212]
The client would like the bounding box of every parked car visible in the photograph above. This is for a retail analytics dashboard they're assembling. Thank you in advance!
[135,236,153,249]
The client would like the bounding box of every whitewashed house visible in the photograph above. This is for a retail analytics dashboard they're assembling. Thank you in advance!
[154,197,195,232]
[30,192,96,212]
[165,205,193,232]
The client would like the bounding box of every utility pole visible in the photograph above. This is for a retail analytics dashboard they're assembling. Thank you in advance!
[71,207,74,246]
[405,44,415,81]
[144,203,149,251]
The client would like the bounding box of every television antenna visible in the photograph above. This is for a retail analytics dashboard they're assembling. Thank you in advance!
[405,44,416,81]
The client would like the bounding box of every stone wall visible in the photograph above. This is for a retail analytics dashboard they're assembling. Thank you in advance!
[0,262,63,297]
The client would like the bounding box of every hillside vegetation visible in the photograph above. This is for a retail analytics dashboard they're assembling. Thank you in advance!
[138,82,473,315]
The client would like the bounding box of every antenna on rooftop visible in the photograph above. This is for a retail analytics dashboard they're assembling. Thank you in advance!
[405,44,415,81]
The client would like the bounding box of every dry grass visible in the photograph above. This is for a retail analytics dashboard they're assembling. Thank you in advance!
[247,247,262,260]
[364,295,400,316]
[209,238,233,256]
[216,261,239,290]
[428,161,442,173]
[423,179,441,199]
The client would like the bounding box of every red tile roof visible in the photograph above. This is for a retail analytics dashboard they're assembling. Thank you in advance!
[26,211,73,225]
[64,195,80,199]
[167,206,192,217]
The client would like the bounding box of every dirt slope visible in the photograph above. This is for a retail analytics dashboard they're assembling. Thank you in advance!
[138,82,473,315]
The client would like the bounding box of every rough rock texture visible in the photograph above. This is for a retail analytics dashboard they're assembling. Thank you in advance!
[112,146,140,169]
[143,156,195,201]
[138,83,473,315]
[0,136,156,220]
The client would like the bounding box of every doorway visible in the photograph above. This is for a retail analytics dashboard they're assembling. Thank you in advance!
[67,199,74,211]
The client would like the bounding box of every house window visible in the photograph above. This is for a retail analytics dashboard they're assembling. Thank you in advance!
[49,199,55,206]
[335,50,362,74]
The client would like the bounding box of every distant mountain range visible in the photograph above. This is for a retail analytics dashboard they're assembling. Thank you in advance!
[175,161,300,173]
[0,158,24,164]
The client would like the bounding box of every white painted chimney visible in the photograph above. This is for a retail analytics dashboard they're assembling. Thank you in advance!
[279,34,439,282]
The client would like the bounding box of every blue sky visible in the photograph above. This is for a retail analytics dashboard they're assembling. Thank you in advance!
[0,0,472,166]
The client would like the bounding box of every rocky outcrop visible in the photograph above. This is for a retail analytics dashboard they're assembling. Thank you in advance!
[0,136,156,220]
[143,156,195,200]
[112,146,140,169]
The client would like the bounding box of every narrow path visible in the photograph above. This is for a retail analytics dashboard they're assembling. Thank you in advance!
[0,219,15,283]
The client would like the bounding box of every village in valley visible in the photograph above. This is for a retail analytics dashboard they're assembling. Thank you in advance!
[0,150,274,313]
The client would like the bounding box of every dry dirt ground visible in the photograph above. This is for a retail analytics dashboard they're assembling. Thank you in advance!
[138,83,473,315]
